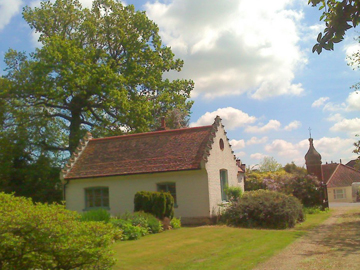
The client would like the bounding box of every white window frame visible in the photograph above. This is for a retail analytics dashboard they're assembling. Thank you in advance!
[333,188,346,200]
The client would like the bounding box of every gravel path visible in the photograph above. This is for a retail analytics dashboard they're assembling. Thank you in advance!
[253,205,360,270]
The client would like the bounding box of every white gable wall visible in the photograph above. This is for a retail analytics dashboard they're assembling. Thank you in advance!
[65,169,210,219]
[205,124,243,216]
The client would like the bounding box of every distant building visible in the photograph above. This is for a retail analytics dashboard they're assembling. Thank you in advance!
[345,159,359,169]
[305,138,360,203]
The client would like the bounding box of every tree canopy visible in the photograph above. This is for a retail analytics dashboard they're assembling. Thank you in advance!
[309,0,360,54]
[0,0,193,203]
[258,156,282,172]
[4,0,193,154]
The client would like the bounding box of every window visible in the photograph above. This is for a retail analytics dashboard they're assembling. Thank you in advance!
[333,189,346,200]
[85,187,109,209]
[157,183,177,205]
[219,139,224,150]
[220,169,228,201]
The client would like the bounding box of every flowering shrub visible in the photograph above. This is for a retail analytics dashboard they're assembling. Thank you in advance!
[264,174,321,207]
[0,192,120,269]
[222,190,304,229]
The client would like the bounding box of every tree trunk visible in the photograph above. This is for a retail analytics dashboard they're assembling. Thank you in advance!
[68,97,84,154]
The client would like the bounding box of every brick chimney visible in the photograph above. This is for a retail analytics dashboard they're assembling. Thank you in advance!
[158,116,168,131]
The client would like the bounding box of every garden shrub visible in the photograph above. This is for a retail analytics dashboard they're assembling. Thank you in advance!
[225,186,243,202]
[110,219,147,240]
[223,190,304,229]
[264,174,322,207]
[134,191,174,219]
[170,217,181,229]
[0,192,120,269]
[119,211,163,234]
[80,208,111,223]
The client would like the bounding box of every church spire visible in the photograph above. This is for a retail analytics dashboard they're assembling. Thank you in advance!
[305,137,323,181]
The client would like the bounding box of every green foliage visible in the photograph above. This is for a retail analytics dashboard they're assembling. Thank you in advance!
[170,217,182,229]
[4,0,193,155]
[225,186,243,202]
[119,211,163,234]
[245,169,289,191]
[303,206,328,215]
[264,174,322,207]
[258,156,282,172]
[223,190,304,229]
[0,192,119,269]
[309,0,360,54]
[134,191,174,219]
[110,219,147,240]
[80,208,111,223]
[283,162,307,176]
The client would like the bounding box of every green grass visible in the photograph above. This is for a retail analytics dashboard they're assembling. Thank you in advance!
[112,210,332,270]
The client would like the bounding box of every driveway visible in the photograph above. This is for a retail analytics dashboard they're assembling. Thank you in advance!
[253,205,360,270]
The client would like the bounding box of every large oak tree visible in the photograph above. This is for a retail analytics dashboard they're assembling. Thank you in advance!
[4,0,193,154]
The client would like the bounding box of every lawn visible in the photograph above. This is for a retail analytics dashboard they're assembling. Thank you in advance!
[112,210,331,270]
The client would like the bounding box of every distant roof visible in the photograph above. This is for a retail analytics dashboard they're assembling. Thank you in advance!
[323,163,360,188]
[345,159,358,168]
[63,117,223,180]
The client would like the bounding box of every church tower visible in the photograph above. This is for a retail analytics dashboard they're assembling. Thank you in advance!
[305,138,323,181]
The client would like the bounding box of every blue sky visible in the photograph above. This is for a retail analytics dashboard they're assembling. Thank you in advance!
[1,0,359,167]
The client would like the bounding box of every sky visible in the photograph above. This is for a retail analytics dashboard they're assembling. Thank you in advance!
[1,0,360,168]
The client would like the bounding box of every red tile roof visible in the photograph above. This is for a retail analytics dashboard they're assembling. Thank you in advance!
[322,163,338,183]
[345,159,359,169]
[63,122,220,180]
[323,163,360,188]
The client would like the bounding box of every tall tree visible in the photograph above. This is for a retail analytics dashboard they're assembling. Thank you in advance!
[309,0,360,54]
[258,156,282,172]
[4,0,193,154]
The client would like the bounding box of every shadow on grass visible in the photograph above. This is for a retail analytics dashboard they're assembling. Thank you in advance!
[300,217,360,257]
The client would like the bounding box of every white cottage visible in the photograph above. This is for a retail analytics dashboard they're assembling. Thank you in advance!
[61,116,244,224]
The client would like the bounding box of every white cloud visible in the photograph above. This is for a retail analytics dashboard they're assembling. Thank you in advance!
[284,120,301,131]
[245,120,281,133]
[0,0,23,31]
[78,0,94,8]
[265,139,302,157]
[323,102,346,112]
[230,139,245,150]
[145,0,307,99]
[250,153,266,160]
[326,113,344,122]
[235,151,246,158]
[345,39,360,68]
[246,136,268,145]
[263,137,355,166]
[346,91,360,111]
[312,97,329,108]
[190,107,256,130]
[330,118,360,135]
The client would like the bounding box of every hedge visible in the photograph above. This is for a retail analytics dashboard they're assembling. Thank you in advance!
[134,191,174,219]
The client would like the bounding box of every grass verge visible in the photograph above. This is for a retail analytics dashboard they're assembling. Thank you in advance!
[112,210,331,270]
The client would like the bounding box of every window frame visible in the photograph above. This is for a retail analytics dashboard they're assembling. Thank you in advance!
[220,169,228,201]
[333,188,346,200]
[157,182,177,207]
[84,186,110,211]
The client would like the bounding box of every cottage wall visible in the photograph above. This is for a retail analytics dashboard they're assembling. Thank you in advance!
[205,124,243,217]
[327,186,353,203]
[65,169,210,220]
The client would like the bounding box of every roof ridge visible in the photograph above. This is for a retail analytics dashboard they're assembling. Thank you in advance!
[60,132,92,181]
[341,163,360,173]
[91,125,213,142]
[201,116,221,162]
[326,163,340,185]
